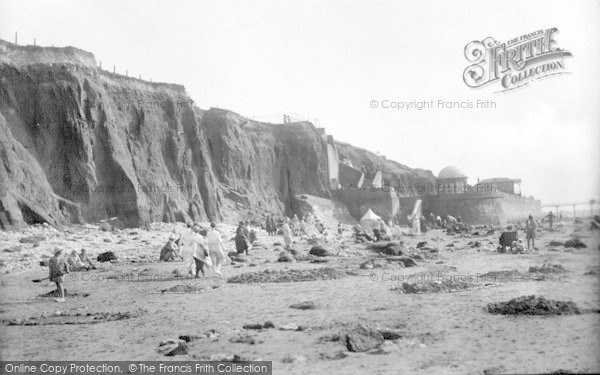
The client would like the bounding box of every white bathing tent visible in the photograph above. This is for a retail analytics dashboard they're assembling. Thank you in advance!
[360,208,381,234]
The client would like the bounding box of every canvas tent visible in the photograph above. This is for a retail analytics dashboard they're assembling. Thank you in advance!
[360,208,381,234]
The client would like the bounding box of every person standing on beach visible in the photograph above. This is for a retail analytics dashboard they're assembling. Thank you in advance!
[525,215,537,251]
[547,211,555,230]
[49,248,69,302]
[207,222,225,276]
[235,221,249,255]
[282,219,294,250]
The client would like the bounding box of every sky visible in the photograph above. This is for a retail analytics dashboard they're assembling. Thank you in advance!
[1,0,599,205]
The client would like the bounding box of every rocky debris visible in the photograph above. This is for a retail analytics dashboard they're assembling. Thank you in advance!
[319,351,349,360]
[242,321,275,330]
[390,256,417,268]
[178,334,203,342]
[393,279,474,294]
[3,245,22,253]
[416,241,427,248]
[233,254,249,263]
[564,238,587,249]
[367,340,401,354]
[172,269,185,277]
[229,334,256,345]
[487,295,581,315]
[309,245,332,257]
[477,270,525,282]
[97,251,117,262]
[345,325,385,352]
[158,339,189,356]
[366,241,404,256]
[281,355,307,363]
[279,323,305,331]
[359,259,390,270]
[468,241,481,248]
[19,235,45,244]
[206,353,250,362]
[277,252,295,263]
[289,301,318,310]
[227,268,347,284]
[38,289,90,298]
[528,264,567,274]
[2,311,138,326]
[377,329,404,340]
[161,285,213,294]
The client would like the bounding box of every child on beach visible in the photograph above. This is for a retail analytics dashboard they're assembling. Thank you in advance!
[49,247,70,302]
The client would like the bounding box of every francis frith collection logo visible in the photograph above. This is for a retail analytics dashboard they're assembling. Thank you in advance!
[463,28,572,92]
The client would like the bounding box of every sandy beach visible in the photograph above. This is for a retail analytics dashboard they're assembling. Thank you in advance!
[1,217,598,374]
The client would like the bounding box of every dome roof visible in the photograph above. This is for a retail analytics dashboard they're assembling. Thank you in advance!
[438,165,467,179]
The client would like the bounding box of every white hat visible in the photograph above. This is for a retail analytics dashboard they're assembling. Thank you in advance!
[54,247,63,254]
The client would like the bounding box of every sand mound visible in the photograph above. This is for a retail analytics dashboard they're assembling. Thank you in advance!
[487,295,581,315]
[227,268,347,284]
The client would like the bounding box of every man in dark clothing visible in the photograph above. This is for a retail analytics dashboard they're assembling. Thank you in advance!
[235,222,249,255]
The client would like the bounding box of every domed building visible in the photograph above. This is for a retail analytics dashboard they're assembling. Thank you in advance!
[436,165,468,194]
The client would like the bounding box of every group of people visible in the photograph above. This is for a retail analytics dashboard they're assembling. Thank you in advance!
[264,212,327,242]
[170,222,227,278]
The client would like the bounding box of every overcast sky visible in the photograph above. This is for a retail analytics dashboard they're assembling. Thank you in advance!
[1,0,598,206]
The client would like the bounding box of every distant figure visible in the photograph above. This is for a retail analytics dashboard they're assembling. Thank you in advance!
[67,250,85,271]
[207,222,225,276]
[49,248,69,302]
[306,213,315,226]
[292,214,300,235]
[408,214,421,235]
[337,222,343,237]
[525,215,537,251]
[159,234,180,261]
[78,249,97,269]
[300,219,307,235]
[282,220,294,250]
[498,225,518,253]
[547,211,555,230]
[235,221,249,255]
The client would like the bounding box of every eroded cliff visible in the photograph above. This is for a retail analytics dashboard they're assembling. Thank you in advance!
[0,39,429,229]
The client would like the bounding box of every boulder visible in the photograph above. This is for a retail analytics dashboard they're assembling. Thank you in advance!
[346,325,384,352]
[3,245,22,253]
[158,340,188,356]
[392,257,417,267]
[289,301,318,310]
[97,251,117,262]
[19,236,45,244]
[309,245,332,257]
[277,252,295,262]
[564,238,587,249]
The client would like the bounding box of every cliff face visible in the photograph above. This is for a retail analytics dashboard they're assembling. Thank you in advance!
[0,39,427,229]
